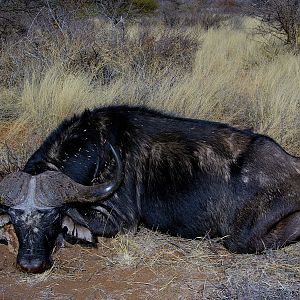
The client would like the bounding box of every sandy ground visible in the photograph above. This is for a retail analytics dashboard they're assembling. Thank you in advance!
[0,226,300,300]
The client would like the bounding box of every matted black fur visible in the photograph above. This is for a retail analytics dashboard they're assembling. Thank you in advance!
[1,105,300,273]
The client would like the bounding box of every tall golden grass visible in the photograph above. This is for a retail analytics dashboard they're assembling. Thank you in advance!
[0,18,299,156]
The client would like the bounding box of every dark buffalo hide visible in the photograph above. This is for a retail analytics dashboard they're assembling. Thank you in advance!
[0,105,300,273]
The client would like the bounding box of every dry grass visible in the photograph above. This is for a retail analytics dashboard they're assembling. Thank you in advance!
[1,228,300,299]
[1,18,299,156]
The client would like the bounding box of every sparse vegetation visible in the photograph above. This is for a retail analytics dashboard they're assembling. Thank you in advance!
[1,16,299,156]
[1,227,300,298]
[251,0,300,50]
[0,2,300,298]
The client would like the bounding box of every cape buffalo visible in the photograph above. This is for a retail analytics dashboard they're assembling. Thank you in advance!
[0,106,299,273]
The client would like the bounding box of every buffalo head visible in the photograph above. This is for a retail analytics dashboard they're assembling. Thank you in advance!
[0,144,122,273]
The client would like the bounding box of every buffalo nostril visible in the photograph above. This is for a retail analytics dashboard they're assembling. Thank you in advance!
[17,257,52,274]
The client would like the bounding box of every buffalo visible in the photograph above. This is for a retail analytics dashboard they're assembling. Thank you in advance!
[0,105,299,273]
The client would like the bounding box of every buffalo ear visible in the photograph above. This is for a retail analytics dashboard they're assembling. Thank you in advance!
[62,211,96,246]
[65,208,90,228]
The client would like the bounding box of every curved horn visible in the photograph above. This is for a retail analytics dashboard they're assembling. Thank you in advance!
[77,144,123,201]
[37,144,123,206]
[0,172,31,206]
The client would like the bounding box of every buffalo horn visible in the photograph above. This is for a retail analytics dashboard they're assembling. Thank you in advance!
[0,144,123,207]
[36,143,123,206]
[69,143,123,203]
[0,172,31,206]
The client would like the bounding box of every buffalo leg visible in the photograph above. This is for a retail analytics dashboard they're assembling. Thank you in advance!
[225,195,300,253]
[260,211,300,250]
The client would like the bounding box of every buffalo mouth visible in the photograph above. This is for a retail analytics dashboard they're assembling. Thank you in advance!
[16,255,53,274]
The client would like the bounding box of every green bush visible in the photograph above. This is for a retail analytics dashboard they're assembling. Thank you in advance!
[133,0,158,13]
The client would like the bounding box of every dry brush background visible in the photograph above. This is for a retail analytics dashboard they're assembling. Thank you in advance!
[0,1,300,299]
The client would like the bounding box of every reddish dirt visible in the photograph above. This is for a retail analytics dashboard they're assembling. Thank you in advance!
[0,246,189,299]
[1,226,300,299]
[0,227,214,300]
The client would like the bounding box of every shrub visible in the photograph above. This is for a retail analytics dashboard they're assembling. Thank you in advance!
[131,28,198,72]
[252,0,300,50]
[0,13,198,90]
[160,1,230,29]
[132,0,158,13]
[0,0,44,39]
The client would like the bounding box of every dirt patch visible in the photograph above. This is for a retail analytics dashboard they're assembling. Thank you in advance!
[0,227,300,300]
